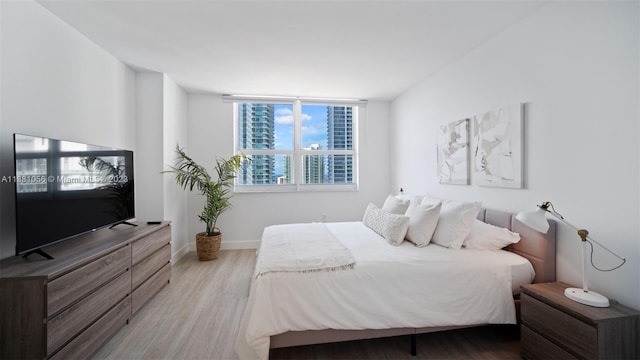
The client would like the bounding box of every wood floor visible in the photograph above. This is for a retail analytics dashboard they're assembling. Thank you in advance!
[93,250,521,360]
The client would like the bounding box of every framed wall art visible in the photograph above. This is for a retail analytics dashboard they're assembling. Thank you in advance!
[437,118,470,185]
[472,103,524,188]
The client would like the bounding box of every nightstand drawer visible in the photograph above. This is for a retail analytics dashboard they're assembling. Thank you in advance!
[522,293,596,358]
[521,324,578,360]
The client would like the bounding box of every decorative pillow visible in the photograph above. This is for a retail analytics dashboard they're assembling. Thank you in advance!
[405,201,441,247]
[381,194,410,215]
[424,198,481,249]
[362,203,410,246]
[464,219,521,250]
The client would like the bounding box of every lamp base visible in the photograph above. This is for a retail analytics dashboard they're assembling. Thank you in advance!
[564,288,610,307]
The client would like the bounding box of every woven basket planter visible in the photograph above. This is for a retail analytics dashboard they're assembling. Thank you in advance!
[195,232,222,261]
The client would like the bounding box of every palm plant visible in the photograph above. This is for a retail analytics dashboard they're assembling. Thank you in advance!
[168,145,245,236]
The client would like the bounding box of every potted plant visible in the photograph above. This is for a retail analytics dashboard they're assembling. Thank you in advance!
[168,145,245,261]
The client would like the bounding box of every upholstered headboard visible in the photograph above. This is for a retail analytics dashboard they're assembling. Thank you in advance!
[477,208,556,284]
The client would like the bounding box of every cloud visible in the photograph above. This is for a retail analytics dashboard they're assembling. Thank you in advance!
[275,108,312,125]
[302,124,324,136]
[275,108,294,125]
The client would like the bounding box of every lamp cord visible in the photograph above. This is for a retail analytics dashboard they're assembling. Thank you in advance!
[586,240,626,272]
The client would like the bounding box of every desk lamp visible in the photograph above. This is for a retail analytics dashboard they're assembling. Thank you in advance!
[516,201,626,307]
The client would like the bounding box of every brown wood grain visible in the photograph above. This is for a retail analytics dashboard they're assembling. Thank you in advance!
[47,244,130,316]
[521,325,578,360]
[47,270,131,355]
[132,263,171,315]
[132,244,170,290]
[521,282,640,360]
[49,297,131,360]
[131,226,170,265]
[0,222,172,360]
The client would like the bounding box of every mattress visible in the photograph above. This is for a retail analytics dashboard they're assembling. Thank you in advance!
[236,221,535,360]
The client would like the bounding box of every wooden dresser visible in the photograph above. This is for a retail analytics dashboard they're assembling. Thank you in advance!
[0,222,171,359]
[521,282,640,360]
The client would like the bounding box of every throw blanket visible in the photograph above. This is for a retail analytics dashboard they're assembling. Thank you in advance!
[256,223,355,278]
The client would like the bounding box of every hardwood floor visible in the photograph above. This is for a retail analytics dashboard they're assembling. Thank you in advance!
[93,249,521,360]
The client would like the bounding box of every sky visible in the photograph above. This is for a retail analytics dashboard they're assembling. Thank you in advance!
[274,104,329,150]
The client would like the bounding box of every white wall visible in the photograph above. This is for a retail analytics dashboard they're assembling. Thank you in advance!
[135,72,190,260]
[390,2,639,309]
[185,95,391,249]
[135,72,164,221]
[162,75,189,259]
[0,0,136,259]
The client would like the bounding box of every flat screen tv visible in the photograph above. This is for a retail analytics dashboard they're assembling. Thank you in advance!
[13,133,135,258]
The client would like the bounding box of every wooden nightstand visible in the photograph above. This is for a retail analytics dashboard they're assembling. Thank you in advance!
[520,282,640,359]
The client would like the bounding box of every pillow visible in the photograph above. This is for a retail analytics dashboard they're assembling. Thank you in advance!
[405,201,441,247]
[464,219,521,250]
[396,194,425,205]
[424,198,481,249]
[381,194,410,215]
[362,203,410,246]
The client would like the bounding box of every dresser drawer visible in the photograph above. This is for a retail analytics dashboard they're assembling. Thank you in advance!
[521,324,578,360]
[47,245,130,316]
[47,270,131,355]
[132,226,170,265]
[132,244,171,290]
[522,293,597,359]
[49,296,131,360]
[132,263,170,315]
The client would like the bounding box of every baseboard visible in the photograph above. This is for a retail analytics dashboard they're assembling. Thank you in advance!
[171,243,189,263]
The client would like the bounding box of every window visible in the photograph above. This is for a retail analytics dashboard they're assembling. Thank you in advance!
[230,96,363,192]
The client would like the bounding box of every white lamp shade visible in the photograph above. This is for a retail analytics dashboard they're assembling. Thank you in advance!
[515,207,550,233]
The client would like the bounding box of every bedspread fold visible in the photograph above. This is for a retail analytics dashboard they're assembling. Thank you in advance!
[256,223,355,278]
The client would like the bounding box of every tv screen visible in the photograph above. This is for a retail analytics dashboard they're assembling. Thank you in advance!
[13,134,134,256]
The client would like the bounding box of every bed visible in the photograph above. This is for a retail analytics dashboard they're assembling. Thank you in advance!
[236,207,556,360]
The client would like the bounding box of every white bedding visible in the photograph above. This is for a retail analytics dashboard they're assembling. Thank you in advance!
[236,221,534,360]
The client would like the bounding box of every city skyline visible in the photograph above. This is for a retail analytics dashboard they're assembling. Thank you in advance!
[238,103,353,184]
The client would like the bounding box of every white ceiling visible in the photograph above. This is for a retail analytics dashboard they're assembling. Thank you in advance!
[37,1,545,100]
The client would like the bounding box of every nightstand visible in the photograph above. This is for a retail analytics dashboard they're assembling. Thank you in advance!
[521,282,640,360]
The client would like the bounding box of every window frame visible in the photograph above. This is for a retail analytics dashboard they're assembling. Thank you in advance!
[230,96,362,193]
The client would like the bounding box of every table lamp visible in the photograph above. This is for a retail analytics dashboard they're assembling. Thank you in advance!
[516,201,626,307]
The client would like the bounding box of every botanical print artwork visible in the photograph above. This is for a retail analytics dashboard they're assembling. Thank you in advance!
[473,103,524,188]
[437,118,469,185]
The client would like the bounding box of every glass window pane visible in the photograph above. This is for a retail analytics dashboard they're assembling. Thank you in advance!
[302,153,326,184]
[14,135,49,153]
[15,158,47,193]
[300,104,328,149]
[301,105,353,150]
[60,156,125,191]
[237,103,293,150]
[238,155,292,185]
[327,154,354,184]
[301,154,354,185]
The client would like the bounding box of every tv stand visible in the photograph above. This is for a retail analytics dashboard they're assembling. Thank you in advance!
[109,221,138,228]
[1,222,171,359]
[22,248,54,260]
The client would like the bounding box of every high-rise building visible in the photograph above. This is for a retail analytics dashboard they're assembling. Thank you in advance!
[237,103,275,184]
[327,106,353,183]
[303,144,324,184]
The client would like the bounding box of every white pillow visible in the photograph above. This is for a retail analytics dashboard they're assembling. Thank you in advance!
[405,201,441,247]
[424,198,481,249]
[362,203,410,246]
[381,194,410,215]
[464,219,521,250]
[396,194,425,205]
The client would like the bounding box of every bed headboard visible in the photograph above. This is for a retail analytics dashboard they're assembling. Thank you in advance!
[477,208,556,284]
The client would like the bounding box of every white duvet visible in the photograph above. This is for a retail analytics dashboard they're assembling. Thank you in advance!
[236,221,532,360]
